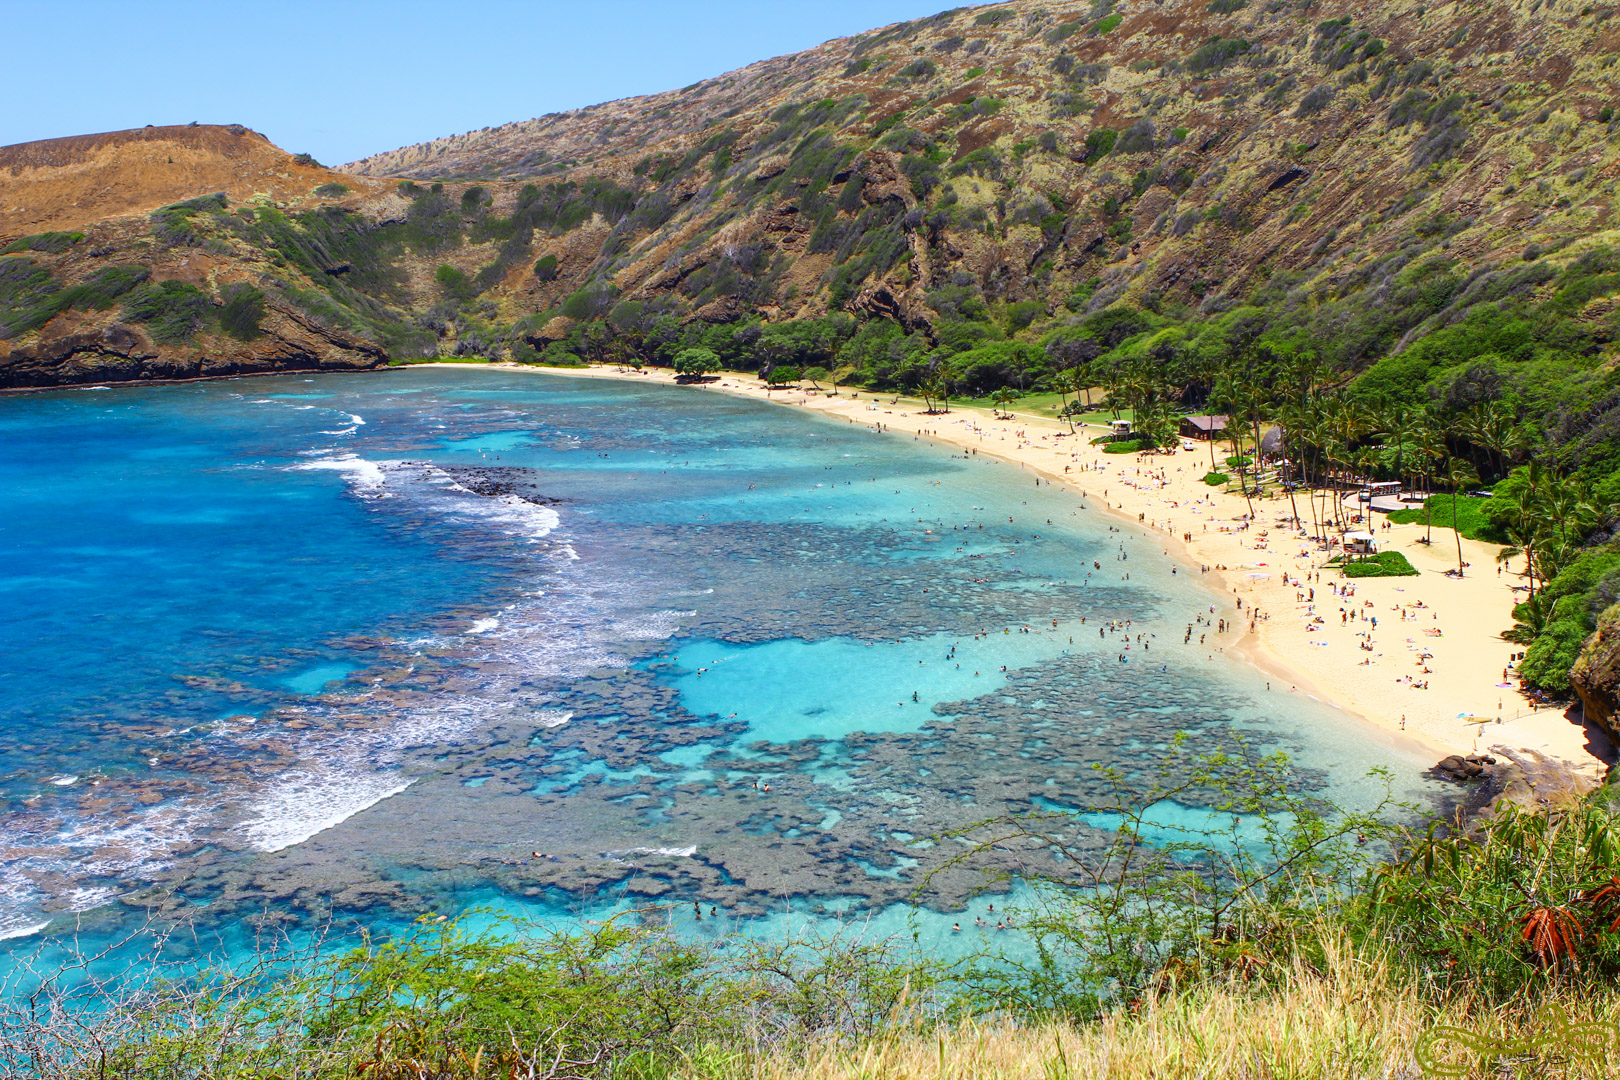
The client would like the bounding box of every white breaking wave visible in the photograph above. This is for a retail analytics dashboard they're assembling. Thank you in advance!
[234,772,415,853]
[614,846,698,858]
[469,617,501,634]
[610,611,695,640]
[430,469,559,539]
[534,710,573,729]
[0,917,50,941]
[294,455,388,495]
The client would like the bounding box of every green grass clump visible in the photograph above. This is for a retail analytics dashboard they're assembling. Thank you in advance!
[121,280,213,344]
[0,257,64,338]
[1203,471,1230,485]
[151,192,229,247]
[1341,551,1420,577]
[0,259,151,339]
[59,264,150,310]
[1386,495,1501,541]
[1,231,84,255]
[1104,439,1150,454]
[219,283,266,341]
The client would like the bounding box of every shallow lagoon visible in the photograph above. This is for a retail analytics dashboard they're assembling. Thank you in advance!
[0,369,1439,963]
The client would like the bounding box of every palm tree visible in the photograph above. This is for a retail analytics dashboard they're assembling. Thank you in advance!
[1051,369,1078,414]
[1379,404,1416,494]
[1414,418,1447,545]
[990,387,1018,419]
[1443,456,1481,576]
[1464,400,1519,481]
[1284,402,1326,540]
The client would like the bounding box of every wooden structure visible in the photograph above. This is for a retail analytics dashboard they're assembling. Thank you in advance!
[1180,414,1229,440]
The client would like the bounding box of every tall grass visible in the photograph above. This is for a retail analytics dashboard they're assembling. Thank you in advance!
[760,936,1619,1080]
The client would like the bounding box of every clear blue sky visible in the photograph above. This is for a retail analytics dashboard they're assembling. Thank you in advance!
[6,0,969,165]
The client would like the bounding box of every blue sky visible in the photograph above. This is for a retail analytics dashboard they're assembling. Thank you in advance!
[6,1,969,165]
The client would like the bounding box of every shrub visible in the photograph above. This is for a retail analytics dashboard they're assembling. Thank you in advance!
[1295,85,1335,117]
[1341,551,1420,578]
[898,59,937,79]
[1104,438,1149,453]
[1082,128,1117,163]
[1186,36,1251,74]
[314,182,350,198]
[1114,120,1156,155]
[460,186,490,212]
[0,256,61,338]
[1091,13,1123,33]
[151,192,228,247]
[58,264,149,310]
[560,280,618,320]
[533,254,560,281]
[291,152,321,167]
[1,231,84,255]
[120,279,212,344]
[1203,471,1230,485]
[219,283,266,341]
[435,264,476,303]
[766,365,802,386]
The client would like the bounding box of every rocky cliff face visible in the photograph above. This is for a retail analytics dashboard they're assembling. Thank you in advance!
[1572,602,1620,745]
[0,128,397,388]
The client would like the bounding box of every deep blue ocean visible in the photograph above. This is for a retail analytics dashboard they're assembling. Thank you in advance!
[0,369,1437,970]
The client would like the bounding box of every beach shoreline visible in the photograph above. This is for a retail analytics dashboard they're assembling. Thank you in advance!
[416,361,1610,777]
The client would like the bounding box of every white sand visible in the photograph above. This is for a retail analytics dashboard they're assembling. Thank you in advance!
[417,362,1609,776]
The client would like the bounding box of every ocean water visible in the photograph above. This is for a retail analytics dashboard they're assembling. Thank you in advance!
[0,369,1439,967]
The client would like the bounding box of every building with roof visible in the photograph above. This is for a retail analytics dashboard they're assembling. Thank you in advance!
[1180,414,1229,440]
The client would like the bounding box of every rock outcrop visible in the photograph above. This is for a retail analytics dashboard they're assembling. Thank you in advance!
[0,306,387,389]
[1571,602,1620,745]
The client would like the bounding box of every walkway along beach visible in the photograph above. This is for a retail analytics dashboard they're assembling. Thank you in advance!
[418,363,1611,780]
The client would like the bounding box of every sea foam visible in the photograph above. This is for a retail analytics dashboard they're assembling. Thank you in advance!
[234,771,416,853]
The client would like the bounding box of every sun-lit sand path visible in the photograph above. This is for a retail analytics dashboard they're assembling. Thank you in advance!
[420,362,1609,778]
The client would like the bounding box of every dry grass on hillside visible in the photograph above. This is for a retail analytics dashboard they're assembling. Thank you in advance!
[739,939,1618,1080]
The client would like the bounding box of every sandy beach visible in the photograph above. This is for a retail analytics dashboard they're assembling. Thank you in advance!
[420,361,1611,777]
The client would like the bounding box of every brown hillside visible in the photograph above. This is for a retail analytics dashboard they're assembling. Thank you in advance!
[9,0,1620,390]
[0,124,373,238]
[336,0,1620,332]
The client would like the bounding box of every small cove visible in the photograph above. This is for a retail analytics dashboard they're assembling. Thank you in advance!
[0,368,1442,984]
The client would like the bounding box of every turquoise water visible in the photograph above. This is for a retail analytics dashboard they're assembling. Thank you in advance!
[0,369,1438,973]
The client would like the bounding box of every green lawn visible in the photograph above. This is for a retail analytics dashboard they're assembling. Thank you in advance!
[1338,551,1421,578]
[1386,495,1502,542]
[947,390,1127,424]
